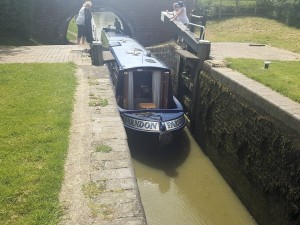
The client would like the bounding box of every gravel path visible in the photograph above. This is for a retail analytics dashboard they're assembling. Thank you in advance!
[210,42,300,61]
[58,67,94,224]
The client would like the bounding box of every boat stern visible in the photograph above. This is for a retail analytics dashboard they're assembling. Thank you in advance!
[121,112,185,134]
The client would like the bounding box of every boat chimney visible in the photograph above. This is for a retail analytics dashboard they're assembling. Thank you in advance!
[146,50,151,57]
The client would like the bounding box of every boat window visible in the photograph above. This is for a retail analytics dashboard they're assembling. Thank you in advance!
[133,71,153,109]
[152,71,161,108]
[124,70,163,110]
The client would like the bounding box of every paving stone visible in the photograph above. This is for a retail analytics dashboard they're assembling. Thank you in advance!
[113,201,145,219]
[102,141,129,152]
[105,160,131,169]
[93,217,147,225]
[91,168,135,180]
[91,151,129,161]
[106,178,137,190]
[95,190,137,204]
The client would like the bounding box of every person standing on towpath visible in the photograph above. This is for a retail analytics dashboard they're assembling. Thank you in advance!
[84,1,93,45]
[76,2,88,44]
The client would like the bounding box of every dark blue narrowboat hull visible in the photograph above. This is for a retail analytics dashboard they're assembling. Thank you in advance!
[119,97,185,134]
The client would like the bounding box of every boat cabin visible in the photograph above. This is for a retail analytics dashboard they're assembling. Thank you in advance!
[101,27,185,135]
[102,28,175,111]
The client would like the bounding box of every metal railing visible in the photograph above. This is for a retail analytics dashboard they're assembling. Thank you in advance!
[190,14,204,20]
[187,20,206,40]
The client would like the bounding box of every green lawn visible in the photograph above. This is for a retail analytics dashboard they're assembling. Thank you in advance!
[206,17,300,53]
[67,17,78,42]
[226,58,300,103]
[0,63,77,225]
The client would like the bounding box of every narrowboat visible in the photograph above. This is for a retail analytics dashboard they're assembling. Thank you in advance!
[101,27,185,142]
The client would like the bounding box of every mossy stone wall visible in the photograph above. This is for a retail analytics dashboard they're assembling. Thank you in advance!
[193,71,300,225]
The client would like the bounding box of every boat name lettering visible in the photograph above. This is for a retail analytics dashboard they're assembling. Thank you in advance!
[123,116,159,131]
[166,116,185,131]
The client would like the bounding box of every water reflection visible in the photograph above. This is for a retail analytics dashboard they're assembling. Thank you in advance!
[129,128,257,225]
[92,12,121,41]
[127,129,190,175]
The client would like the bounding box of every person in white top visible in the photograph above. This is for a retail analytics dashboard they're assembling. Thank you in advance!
[76,1,92,45]
[170,1,189,26]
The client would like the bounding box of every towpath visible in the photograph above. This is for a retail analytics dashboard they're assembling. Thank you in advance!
[210,42,300,61]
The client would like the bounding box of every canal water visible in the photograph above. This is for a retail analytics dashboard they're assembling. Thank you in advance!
[92,12,120,41]
[127,128,257,225]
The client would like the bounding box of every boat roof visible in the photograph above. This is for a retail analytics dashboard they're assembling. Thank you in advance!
[104,30,169,71]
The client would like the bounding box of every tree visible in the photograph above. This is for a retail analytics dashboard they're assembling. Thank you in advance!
[273,0,300,27]
[196,0,300,27]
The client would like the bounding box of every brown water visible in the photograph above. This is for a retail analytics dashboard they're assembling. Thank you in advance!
[128,128,257,225]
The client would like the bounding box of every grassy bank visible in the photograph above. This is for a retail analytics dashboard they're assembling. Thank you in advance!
[206,17,300,53]
[0,63,77,224]
[226,58,300,103]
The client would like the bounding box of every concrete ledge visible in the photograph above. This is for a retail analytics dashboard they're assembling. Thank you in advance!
[60,65,147,225]
[204,60,300,138]
[86,66,147,224]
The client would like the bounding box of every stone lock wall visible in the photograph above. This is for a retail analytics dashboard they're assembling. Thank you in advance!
[193,71,300,225]
[147,43,179,94]
[147,43,178,73]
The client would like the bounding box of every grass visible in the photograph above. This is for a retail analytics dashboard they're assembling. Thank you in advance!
[206,17,300,53]
[89,98,108,107]
[68,17,78,34]
[0,63,77,225]
[82,181,105,199]
[198,0,256,7]
[226,58,300,103]
[88,203,114,219]
[67,17,77,42]
[82,181,114,219]
[96,145,112,153]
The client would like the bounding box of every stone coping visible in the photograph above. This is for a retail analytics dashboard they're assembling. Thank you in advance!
[210,42,300,61]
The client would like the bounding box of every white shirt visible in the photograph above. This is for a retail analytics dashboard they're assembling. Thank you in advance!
[76,7,85,25]
[177,7,189,24]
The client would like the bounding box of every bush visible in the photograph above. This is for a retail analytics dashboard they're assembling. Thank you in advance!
[273,0,300,27]
[196,0,300,27]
